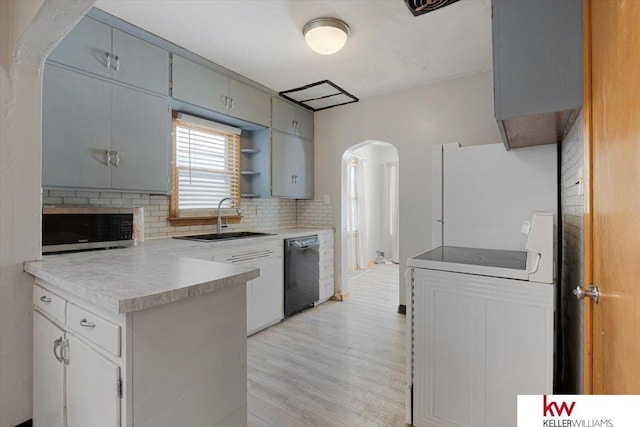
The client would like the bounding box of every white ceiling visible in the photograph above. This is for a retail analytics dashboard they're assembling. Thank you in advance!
[95,0,492,100]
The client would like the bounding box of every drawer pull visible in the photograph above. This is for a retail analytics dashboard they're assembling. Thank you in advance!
[53,337,64,363]
[40,295,52,303]
[79,318,96,328]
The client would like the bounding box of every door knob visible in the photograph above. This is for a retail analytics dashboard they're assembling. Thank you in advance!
[573,285,599,304]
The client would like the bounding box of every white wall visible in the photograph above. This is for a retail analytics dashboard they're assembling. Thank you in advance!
[315,71,502,305]
[350,143,398,264]
[0,2,92,425]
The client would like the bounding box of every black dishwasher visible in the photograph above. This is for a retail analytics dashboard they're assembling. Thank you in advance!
[284,235,320,317]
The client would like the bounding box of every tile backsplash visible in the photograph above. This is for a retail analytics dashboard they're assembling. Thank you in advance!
[43,190,333,239]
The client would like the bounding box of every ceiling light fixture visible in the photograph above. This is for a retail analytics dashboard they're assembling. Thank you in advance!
[303,17,350,55]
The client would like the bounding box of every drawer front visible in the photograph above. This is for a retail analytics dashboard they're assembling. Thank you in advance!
[319,276,334,300]
[319,244,334,262]
[319,232,334,248]
[319,258,334,279]
[67,303,121,357]
[34,285,66,323]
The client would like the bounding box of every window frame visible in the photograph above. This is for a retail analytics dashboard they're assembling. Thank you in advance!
[169,112,242,226]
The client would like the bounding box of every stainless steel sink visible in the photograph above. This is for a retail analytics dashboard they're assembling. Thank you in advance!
[173,231,275,242]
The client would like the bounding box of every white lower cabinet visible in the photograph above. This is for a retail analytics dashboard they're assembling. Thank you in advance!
[410,268,554,427]
[33,312,65,427]
[66,334,121,427]
[33,278,248,427]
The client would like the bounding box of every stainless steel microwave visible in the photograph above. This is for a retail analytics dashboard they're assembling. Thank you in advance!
[42,207,134,254]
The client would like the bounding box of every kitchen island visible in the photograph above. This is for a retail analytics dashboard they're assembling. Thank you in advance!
[25,241,260,427]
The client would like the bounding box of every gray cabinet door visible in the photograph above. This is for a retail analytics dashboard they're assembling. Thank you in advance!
[271,97,297,134]
[229,79,271,127]
[172,55,229,114]
[111,85,170,193]
[43,65,112,189]
[295,107,314,140]
[299,138,314,199]
[112,29,169,95]
[47,17,112,79]
[271,131,313,199]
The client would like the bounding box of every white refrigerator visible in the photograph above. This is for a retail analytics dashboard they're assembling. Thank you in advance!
[431,142,557,250]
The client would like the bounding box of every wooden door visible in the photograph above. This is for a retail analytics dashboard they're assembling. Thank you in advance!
[33,312,65,427]
[584,0,640,393]
[42,64,112,189]
[111,85,170,193]
[66,335,121,427]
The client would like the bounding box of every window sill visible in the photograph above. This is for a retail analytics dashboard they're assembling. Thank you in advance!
[168,215,242,227]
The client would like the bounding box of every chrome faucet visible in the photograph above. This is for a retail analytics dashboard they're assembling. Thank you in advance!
[217,196,242,234]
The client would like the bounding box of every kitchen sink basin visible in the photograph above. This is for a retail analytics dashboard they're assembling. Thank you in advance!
[173,231,275,242]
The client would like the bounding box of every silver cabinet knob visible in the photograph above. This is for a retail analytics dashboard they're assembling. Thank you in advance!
[105,150,111,167]
[105,52,111,69]
[112,151,121,167]
[79,318,96,328]
[574,285,599,304]
[40,295,52,303]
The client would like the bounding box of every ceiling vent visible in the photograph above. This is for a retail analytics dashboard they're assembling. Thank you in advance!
[403,0,461,16]
[279,80,358,112]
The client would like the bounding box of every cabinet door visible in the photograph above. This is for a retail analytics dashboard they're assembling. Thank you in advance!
[271,131,297,197]
[271,97,297,134]
[48,16,112,78]
[112,29,169,95]
[298,138,314,199]
[295,107,314,140]
[172,55,229,114]
[247,257,284,335]
[229,79,271,127]
[111,85,170,193]
[33,312,65,427]
[66,335,121,427]
[43,65,112,189]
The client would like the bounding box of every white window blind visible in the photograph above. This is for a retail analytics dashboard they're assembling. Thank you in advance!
[174,114,241,216]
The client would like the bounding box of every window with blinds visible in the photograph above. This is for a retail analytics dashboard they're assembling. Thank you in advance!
[171,113,241,218]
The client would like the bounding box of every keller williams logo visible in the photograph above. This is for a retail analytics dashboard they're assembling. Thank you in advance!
[543,395,577,417]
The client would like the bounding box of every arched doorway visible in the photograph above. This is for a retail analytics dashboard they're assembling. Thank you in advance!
[340,140,399,300]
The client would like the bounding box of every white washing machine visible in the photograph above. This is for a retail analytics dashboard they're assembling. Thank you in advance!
[406,212,555,427]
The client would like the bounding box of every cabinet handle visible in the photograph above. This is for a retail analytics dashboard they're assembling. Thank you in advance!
[291,175,294,184]
[79,318,96,328]
[39,295,52,304]
[294,175,298,184]
[105,52,111,69]
[105,150,111,167]
[221,95,228,108]
[62,339,70,365]
[114,55,120,71]
[112,151,120,167]
[228,97,234,109]
[53,337,63,363]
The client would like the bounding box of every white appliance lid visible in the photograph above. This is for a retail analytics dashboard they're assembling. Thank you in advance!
[408,246,530,280]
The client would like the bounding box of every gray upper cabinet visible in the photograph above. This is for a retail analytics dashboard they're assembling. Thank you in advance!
[43,64,170,193]
[271,131,313,199]
[492,0,582,149]
[272,97,314,140]
[111,85,170,193]
[48,16,169,95]
[172,55,270,127]
[48,17,112,79]
[43,64,112,189]
[172,55,229,114]
[111,29,169,95]
[229,79,271,127]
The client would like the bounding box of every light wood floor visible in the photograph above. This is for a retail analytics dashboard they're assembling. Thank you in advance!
[247,264,406,427]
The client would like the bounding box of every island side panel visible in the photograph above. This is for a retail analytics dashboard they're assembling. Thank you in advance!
[131,284,247,427]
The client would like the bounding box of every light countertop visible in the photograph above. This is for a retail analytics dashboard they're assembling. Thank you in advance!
[25,227,333,314]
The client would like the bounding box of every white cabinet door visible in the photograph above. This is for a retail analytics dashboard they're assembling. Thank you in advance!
[66,335,121,427]
[33,312,65,427]
[248,256,284,335]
